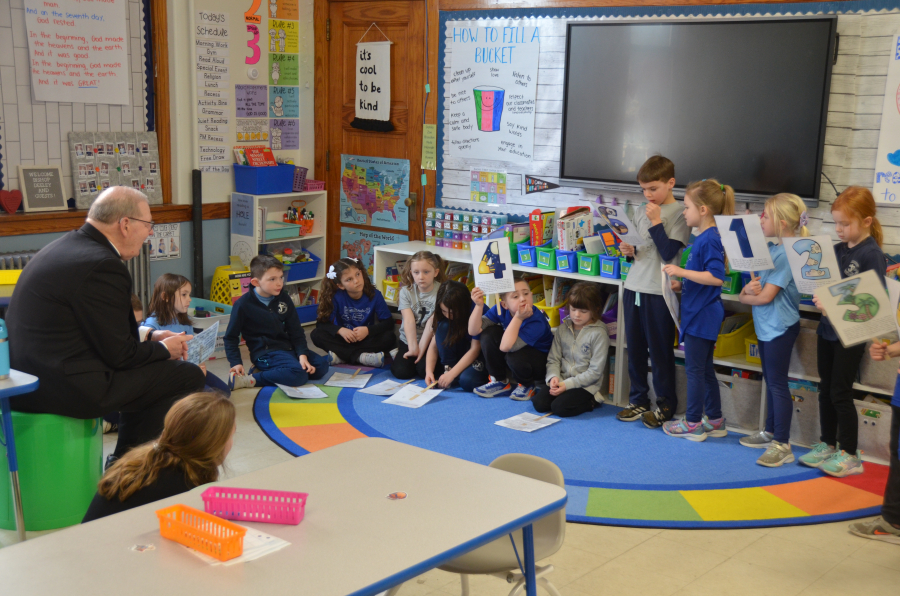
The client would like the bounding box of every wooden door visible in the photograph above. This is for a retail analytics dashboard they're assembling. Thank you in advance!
[323,1,426,265]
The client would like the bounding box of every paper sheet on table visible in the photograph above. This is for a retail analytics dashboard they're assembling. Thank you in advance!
[184,524,290,566]
[325,371,372,388]
[781,235,842,295]
[185,322,218,365]
[661,265,680,331]
[470,238,515,296]
[813,270,895,347]
[714,215,774,272]
[495,412,561,432]
[594,204,646,246]
[359,379,414,395]
[382,384,443,408]
[275,383,328,399]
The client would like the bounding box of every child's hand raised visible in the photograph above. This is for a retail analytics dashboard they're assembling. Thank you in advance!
[619,242,635,257]
[338,327,358,343]
[471,287,485,306]
[514,301,533,321]
[645,202,662,226]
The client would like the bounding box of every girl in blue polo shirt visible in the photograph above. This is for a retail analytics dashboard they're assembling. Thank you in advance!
[738,194,807,467]
[662,179,733,441]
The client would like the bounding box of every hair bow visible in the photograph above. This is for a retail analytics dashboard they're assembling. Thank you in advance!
[349,257,358,263]
[326,265,337,279]
[799,211,809,228]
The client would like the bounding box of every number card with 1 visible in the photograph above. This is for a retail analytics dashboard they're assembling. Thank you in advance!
[714,215,774,272]
[813,270,895,347]
[781,235,841,295]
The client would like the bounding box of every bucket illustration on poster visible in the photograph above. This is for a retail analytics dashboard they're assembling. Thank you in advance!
[473,86,505,132]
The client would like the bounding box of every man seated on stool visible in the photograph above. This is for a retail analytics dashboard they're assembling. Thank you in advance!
[6,186,205,467]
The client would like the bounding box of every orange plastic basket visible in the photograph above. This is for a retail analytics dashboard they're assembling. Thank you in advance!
[156,504,247,562]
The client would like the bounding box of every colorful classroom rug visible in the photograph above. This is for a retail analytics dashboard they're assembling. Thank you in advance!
[253,366,888,529]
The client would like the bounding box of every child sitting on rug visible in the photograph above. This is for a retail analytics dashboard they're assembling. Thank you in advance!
[391,250,446,380]
[83,392,235,522]
[311,257,396,368]
[534,282,609,418]
[144,273,230,396]
[225,256,330,390]
[468,275,553,401]
[423,280,489,391]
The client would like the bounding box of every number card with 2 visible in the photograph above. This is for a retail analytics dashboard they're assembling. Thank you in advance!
[781,235,841,295]
[714,215,774,272]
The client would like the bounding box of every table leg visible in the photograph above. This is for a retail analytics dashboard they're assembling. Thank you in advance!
[523,523,536,596]
[0,398,25,542]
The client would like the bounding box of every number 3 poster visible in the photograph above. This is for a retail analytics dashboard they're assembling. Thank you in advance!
[813,270,895,347]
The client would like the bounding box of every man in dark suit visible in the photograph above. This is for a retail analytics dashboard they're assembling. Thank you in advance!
[6,187,205,460]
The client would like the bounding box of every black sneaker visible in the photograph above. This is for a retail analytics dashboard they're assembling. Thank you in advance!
[104,454,119,471]
[642,404,675,429]
[616,404,649,422]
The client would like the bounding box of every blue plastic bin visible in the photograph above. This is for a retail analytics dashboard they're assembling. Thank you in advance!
[284,251,321,282]
[600,256,620,279]
[556,250,581,273]
[234,163,296,195]
[516,242,549,268]
[296,304,317,324]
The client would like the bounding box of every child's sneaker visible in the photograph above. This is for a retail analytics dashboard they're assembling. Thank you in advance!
[474,376,513,398]
[229,372,256,390]
[616,404,649,422]
[641,403,674,429]
[821,450,864,478]
[756,441,794,467]
[740,431,774,449]
[662,419,707,441]
[702,416,728,438]
[798,442,837,468]
[848,517,900,545]
[358,352,384,367]
[329,351,345,365]
[389,348,399,359]
[510,384,536,401]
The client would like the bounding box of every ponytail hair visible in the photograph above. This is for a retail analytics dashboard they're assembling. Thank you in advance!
[317,258,376,323]
[399,251,447,288]
[765,193,810,239]
[832,186,883,247]
[684,179,735,219]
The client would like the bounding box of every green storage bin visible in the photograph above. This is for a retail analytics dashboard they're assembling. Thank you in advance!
[536,247,557,270]
[510,238,529,265]
[578,253,601,276]
[680,245,692,268]
[620,257,632,279]
[721,270,743,295]
[0,412,102,531]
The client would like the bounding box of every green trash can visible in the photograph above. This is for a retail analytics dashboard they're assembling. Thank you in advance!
[0,412,102,531]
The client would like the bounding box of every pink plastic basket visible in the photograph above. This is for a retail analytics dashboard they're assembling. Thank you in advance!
[201,487,308,525]
[304,179,325,191]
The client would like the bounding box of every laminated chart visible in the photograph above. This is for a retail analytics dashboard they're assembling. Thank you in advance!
[339,155,410,231]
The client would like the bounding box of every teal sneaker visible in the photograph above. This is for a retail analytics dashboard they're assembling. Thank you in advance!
[702,416,728,438]
[821,450,864,478]
[798,442,837,468]
[662,419,706,442]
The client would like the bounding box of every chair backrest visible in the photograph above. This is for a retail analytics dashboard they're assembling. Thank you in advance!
[489,453,566,559]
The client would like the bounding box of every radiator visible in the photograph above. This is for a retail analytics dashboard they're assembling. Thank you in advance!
[126,243,152,311]
[0,250,39,269]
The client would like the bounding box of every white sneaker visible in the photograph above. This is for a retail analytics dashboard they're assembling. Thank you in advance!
[229,372,256,390]
[358,352,384,367]
[329,351,345,365]
[389,348,399,359]
[740,430,774,449]
[756,441,794,467]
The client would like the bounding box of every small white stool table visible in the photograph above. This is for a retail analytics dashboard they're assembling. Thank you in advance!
[0,369,39,543]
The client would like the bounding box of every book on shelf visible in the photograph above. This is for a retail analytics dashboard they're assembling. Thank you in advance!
[243,145,278,167]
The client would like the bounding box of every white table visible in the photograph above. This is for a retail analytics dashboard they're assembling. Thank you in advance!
[0,438,567,596]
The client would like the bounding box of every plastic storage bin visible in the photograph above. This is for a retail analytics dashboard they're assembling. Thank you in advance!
[304,180,325,191]
[156,504,246,562]
[234,163,295,195]
[600,256,620,279]
[296,304,317,324]
[283,251,321,282]
[382,280,400,303]
[189,298,232,360]
[534,299,567,328]
[292,166,308,192]
[536,246,557,270]
[620,257,632,279]
[264,221,303,240]
[714,315,755,358]
[517,243,539,267]
[578,253,601,276]
[717,373,763,431]
[201,486,308,525]
[721,271,743,294]
[745,335,761,364]
[555,249,581,273]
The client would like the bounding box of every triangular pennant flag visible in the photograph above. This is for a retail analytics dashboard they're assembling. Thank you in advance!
[524,175,560,194]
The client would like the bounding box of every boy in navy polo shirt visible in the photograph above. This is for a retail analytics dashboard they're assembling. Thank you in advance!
[468,277,553,400]
[225,255,329,390]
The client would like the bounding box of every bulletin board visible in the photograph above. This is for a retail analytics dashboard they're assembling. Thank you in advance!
[0,0,152,200]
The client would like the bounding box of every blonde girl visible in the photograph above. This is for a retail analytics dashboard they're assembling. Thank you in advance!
[739,194,808,466]
[391,251,447,380]
[661,179,733,441]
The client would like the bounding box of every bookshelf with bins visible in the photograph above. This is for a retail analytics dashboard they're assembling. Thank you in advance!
[229,190,327,326]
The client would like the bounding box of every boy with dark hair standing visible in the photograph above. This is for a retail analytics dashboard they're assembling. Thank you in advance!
[225,255,329,390]
[616,155,692,428]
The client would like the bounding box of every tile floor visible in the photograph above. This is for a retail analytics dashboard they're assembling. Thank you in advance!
[2,351,898,595]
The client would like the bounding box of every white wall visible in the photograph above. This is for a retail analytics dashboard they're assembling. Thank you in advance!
[166,0,316,205]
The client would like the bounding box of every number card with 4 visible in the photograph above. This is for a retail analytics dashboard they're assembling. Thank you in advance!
[714,215,774,272]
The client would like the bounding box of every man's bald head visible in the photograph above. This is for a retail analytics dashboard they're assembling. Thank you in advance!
[87,186,149,225]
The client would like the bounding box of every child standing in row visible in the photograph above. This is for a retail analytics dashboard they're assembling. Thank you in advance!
[391,251,446,379]
[468,277,553,400]
[738,194,807,466]
[225,256,330,390]
[662,179,733,441]
[616,155,692,428]
[311,258,396,367]
[804,187,886,476]
[423,281,489,391]
[534,283,610,418]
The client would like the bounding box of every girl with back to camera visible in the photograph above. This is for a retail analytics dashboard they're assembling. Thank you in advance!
[311,258,396,367]
[661,179,733,441]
